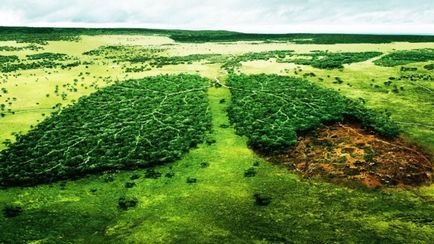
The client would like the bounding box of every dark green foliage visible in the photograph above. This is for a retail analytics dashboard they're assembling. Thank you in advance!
[186,177,197,184]
[374,49,434,66]
[0,44,42,51]
[334,77,344,84]
[0,52,78,73]
[2,205,22,218]
[424,63,434,70]
[118,197,138,210]
[144,169,162,179]
[125,66,150,73]
[244,167,257,177]
[59,181,67,190]
[169,31,434,44]
[102,174,114,183]
[222,50,381,72]
[253,193,272,206]
[0,55,19,63]
[0,27,80,44]
[400,66,417,72]
[0,74,212,186]
[124,182,136,188]
[150,54,222,67]
[200,161,209,168]
[1,27,434,45]
[26,52,69,61]
[83,45,163,63]
[205,138,216,145]
[165,172,175,178]
[293,51,382,69]
[83,46,220,68]
[222,50,294,72]
[227,74,399,153]
[130,174,140,180]
[0,61,72,73]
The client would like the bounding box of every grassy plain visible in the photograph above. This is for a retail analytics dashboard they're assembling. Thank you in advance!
[0,34,433,243]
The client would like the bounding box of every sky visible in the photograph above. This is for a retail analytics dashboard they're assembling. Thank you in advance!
[0,0,433,34]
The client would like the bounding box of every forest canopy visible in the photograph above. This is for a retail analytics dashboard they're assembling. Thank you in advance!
[227,74,400,153]
[0,74,212,186]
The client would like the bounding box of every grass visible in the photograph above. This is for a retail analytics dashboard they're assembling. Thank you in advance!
[1,79,433,243]
[0,34,433,243]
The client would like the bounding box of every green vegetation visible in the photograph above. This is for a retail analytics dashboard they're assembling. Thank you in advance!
[169,31,434,43]
[151,54,222,67]
[222,50,294,72]
[2,205,22,218]
[0,60,80,73]
[424,63,434,70]
[0,28,433,243]
[26,52,69,61]
[83,45,164,63]
[0,55,19,63]
[223,50,382,72]
[0,52,79,72]
[0,44,43,51]
[374,49,434,66]
[2,26,434,45]
[1,82,432,243]
[227,74,399,153]
[84,46,221,68]
[0,74,212,186]
[292,51,382,69]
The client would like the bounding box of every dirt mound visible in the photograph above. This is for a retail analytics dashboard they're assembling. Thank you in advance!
[268,123,432,188]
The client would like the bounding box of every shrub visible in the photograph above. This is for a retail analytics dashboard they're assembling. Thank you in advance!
[2,205,22,218]
[118,197,138,210]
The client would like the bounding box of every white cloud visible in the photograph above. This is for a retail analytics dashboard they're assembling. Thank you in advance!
[0,0,433,34]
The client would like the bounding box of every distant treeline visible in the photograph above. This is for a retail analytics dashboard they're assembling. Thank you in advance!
[169,32,434,44]
[1,26,434,44]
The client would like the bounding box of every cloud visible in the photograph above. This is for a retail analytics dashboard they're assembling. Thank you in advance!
[0,0,433,34]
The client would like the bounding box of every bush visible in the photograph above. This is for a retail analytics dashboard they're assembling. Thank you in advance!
[253,193,272,206]
[244,167,257,177]
[424,63,434,70]
[118,197,138,210]
[144,169,162,179]
[2,205,22,218]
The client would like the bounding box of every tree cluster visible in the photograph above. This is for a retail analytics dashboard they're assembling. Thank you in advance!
[227,74,399,153]
[0,74,212,186]
[374,49,434,67]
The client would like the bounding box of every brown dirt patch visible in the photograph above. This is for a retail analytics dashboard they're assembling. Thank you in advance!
[268,123,433,188]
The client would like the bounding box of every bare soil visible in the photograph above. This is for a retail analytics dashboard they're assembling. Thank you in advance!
[268,123,433,188]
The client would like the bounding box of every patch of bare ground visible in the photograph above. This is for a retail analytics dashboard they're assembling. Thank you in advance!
[267,123,433,188]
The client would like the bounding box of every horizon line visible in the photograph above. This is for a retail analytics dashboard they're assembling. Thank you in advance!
[1,24,434,36]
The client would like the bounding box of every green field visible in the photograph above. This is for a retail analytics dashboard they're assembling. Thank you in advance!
[0,28,433,243]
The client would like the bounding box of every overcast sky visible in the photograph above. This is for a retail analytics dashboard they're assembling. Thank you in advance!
[0,0,433,34]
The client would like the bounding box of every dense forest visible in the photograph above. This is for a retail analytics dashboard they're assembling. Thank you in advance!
[227,74,399,153]
[1,27,434,44]
[374,49,434,66]
[0,52,79,73]
[0,74,212,186]
[169,32,434,43]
